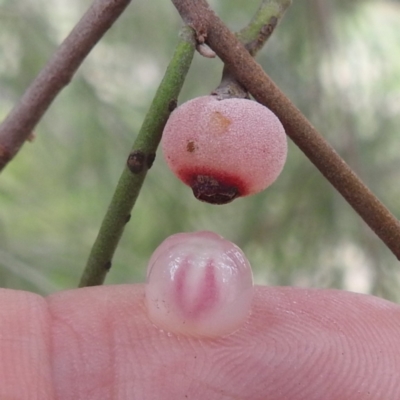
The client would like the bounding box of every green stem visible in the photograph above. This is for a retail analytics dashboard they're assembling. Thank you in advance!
[237,0,292,56]
[213,0,291,99]
[79,26,196,287]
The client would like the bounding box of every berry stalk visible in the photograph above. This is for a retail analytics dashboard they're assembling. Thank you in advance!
[161,1,291,204]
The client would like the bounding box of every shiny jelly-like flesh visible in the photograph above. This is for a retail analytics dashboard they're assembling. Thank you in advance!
[145,231,254,337]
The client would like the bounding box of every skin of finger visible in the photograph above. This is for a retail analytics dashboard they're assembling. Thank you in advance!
[0,289,54,399]
[47,284,400,400]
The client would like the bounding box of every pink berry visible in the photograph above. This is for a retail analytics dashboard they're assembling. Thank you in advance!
[162,95,287,204]
[145,231,254,337]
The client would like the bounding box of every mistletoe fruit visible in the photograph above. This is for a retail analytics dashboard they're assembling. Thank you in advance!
[162,95,287,204]
[145,231,254,337]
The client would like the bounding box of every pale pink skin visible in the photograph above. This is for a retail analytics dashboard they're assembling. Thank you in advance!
[145,231,254,337]
[2,286,400,399]
[162,95,287,198]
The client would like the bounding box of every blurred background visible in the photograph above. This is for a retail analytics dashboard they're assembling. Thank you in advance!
[0,0,399,300]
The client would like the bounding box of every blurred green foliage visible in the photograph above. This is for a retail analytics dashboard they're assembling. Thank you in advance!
[0,0,399,300]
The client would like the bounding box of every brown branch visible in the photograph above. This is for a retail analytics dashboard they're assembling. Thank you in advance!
[0,0,131,171]
[171,0,400,260]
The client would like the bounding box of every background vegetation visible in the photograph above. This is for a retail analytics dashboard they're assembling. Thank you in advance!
[0,0,399,300]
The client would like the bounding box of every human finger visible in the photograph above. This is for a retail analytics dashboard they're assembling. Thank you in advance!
[0,289,54,399]
[48,284,400,400]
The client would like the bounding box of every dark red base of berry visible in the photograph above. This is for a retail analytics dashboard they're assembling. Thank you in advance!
[178,169,247,205]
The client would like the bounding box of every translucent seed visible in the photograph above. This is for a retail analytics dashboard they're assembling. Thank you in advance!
[145,231,254,338]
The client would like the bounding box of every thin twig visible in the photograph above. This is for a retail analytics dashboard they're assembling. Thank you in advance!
[79,26,196,287]
[236,0,292,57]
[0,0,131,171]
[171,0,400,260]
[213,0,291,100]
